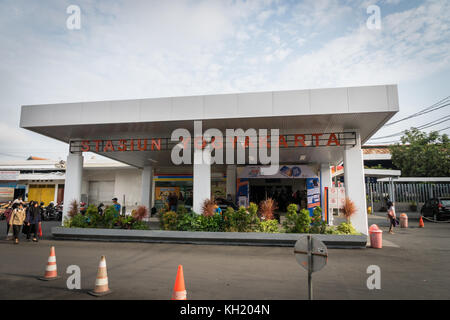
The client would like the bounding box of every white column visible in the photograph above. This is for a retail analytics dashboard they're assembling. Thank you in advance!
[320,163,332,225]
[54,183,58,204]
[343,131,368,235]
[141,166,153,209]
[226,165,237,202]
[193,148,211,214]
[62,152,83,224]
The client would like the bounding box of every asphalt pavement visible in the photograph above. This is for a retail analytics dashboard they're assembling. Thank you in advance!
[0,215,449,300]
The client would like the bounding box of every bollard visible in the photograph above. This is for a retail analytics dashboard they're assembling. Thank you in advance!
[400,213,408,228]
[369,225,382,249]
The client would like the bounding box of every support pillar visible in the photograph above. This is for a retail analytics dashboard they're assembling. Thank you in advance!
[193,148,211,214]
[320,163,332,225]
[226,165,237,203]
[62,152,83,225]
[141,166,153,209]
[343,131,368,235]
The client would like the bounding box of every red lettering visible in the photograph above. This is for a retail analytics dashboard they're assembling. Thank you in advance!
[130,139,134,151]
[294,134,306,147]
[151,139,161,151]
[81,140,90,152]
[137,139,147,151]
[311,133,323,146]
[93,140,102,152]
[104,140,115,152]
[279,135,288,148]
[118,139,127,151]
[327,133,340,146]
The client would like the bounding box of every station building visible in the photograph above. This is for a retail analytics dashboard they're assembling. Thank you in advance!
[18,84,400,235]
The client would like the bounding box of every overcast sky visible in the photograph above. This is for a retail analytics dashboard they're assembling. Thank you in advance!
[0,0,449,161]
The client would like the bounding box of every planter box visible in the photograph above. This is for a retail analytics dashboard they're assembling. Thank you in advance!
[51,227,367,249]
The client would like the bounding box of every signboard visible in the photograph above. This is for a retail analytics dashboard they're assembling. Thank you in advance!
[306,178,320,215]
[236,178,249,207]
[0,187,15,201]
[294,235,328,272]
[329,187,346,209]
[238,165,318,179]
[294,235,328,300]
[155,187,180,203]
[0,171,20,181]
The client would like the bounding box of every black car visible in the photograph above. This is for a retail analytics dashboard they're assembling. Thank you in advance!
[420,197,450,221]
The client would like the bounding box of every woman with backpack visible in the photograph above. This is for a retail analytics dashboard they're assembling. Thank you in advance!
[9,203,26,244]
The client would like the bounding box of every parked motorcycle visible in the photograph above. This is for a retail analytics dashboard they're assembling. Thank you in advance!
[42,202,62,221]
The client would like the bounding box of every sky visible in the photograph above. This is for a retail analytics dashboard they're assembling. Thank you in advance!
[0,0,449,161]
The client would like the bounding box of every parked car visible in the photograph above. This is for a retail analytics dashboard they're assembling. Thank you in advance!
[420,197,450,221]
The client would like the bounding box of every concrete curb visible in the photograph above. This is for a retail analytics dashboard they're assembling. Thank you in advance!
[51,227,367,248]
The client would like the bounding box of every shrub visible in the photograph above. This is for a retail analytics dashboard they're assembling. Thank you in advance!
[202,198,216,217]
[228,206,258,232]
[283,204,311,233]
[85,205,100,227]
[259,198,277,220]
[176,205,188,219]
[197,213,223,232]
[70,213,88,228]
[131,220,149,230]
[176,211,200,231]
[132,206,149,221]
[67,200,79,218]
[102,206,119,228]
[259,219,279,233]
[336,222,360,235]
[343,197,357,222]
[310,207,326,234]
[162,211,177,230]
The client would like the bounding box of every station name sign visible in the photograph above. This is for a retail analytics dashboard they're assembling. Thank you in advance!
[70,132,356,153]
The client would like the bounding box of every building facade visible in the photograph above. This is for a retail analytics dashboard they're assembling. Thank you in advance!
[19,85,400,235]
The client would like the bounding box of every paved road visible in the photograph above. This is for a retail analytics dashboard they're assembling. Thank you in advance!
[0,217,449,300]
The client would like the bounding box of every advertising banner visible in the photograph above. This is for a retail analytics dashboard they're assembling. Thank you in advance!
[306,178,321,215]
[329,187,346,209]
[155,187,180,203]
[0,171,20,181]
[0,187,14,201]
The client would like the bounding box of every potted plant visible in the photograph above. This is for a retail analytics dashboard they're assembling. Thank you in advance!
[342,197,357,223]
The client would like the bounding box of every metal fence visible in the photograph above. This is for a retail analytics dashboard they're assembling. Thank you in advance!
[366,182,450,205]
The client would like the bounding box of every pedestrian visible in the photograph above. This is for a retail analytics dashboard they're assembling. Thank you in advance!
[25,201,41,242]
[9,203,26,244]
[168,192,177,212]
[387,201,397,234]
[12,196,24,205]
[112,198,121,216]
[4,203,14,238]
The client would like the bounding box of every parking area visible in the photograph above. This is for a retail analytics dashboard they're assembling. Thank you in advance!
[0,216,449,300]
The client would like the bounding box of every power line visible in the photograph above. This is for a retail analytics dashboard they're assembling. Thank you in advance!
[370,115,450,140]
[383,97,450,127]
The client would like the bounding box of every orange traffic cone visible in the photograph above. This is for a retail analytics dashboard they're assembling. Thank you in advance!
[419,216,424,228]
[39,246,60,281]
[171,265,187,300]
[88,256,112,296]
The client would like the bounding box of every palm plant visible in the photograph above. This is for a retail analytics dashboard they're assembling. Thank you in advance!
[259,198,278,220]
[342,197,357,222]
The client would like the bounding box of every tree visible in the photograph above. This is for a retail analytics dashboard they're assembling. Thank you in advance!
[389,128,449,177]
